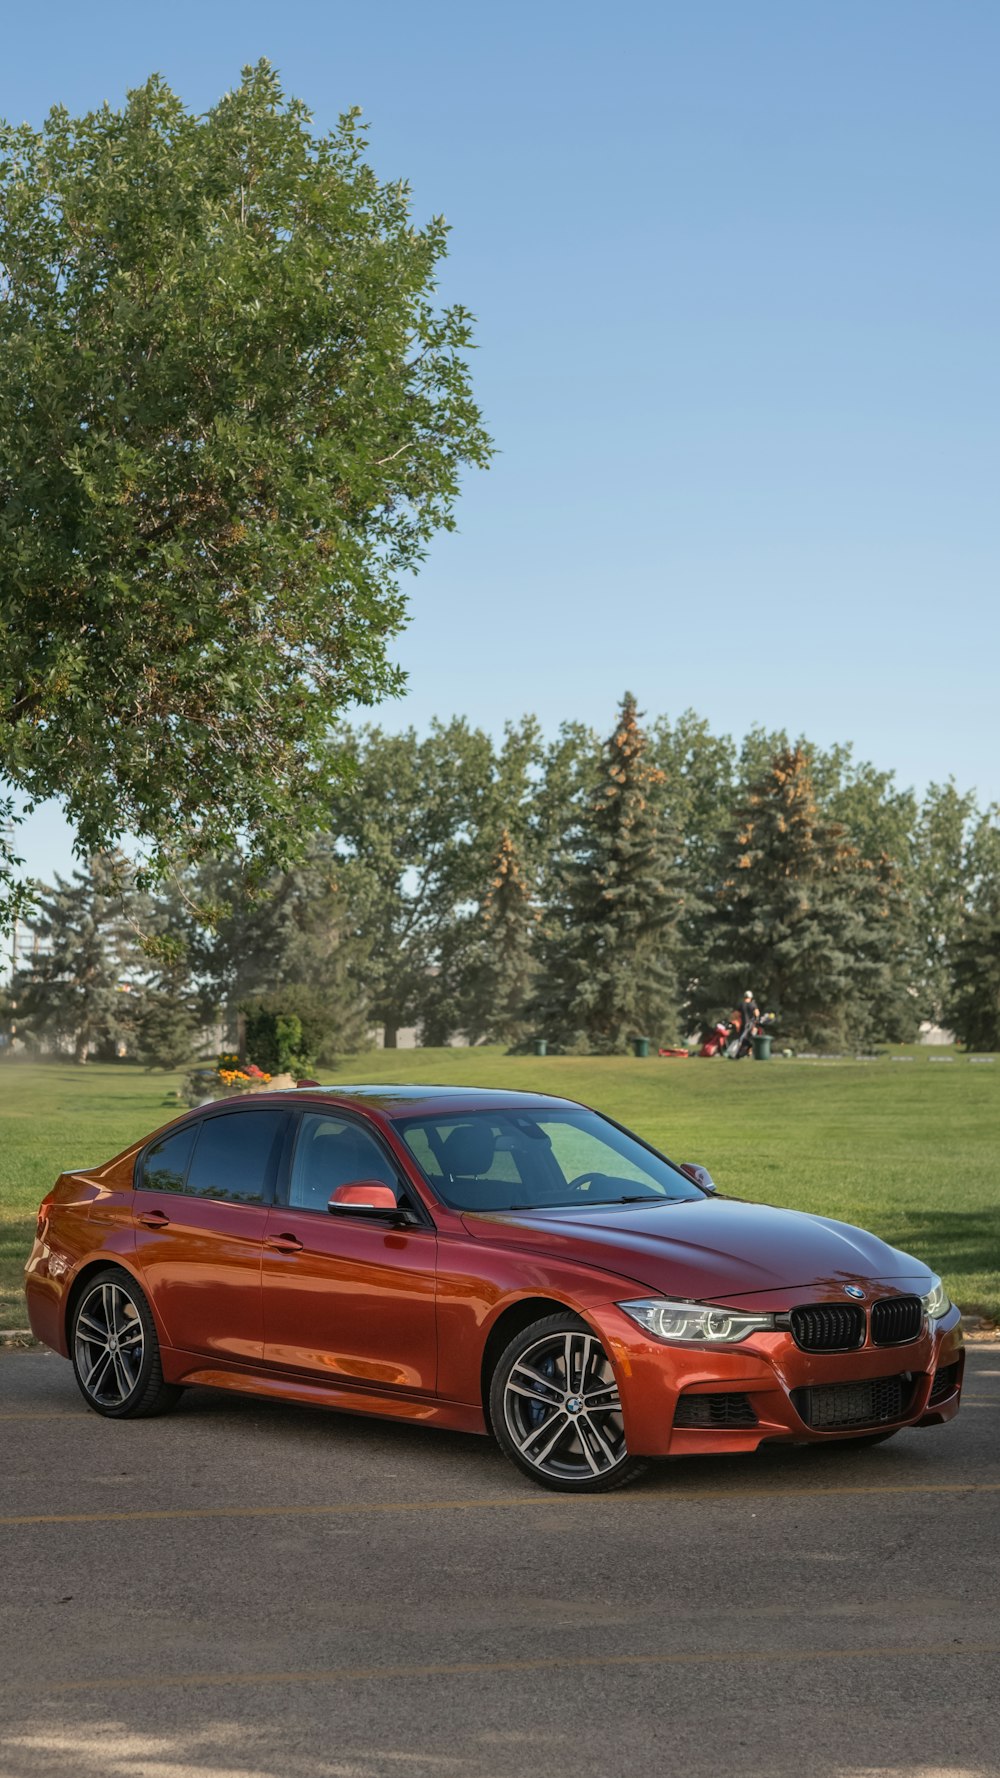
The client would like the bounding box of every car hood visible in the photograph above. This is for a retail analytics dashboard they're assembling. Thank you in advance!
[461,1197,930,1302]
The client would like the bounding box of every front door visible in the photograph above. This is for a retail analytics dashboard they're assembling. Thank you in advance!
[262,1110,438,1395]
[133,1107,289,1365]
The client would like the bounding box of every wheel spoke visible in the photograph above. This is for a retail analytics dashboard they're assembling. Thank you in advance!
[581,1412,618,1470]
[76,1310,107,1340]
[584,1381,621,1411]
[508,1363,562,1405]
[519,1410,571,1465]
[574,1420,601,1474]
[85,1346,114,1392]
[111,1350,133,1400]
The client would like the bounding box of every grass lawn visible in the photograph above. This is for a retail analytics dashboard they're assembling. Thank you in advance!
[1,1049,997,1330]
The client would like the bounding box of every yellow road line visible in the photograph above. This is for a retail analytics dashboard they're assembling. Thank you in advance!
[2,1481,999,1528]
[9,1640,1000,1695]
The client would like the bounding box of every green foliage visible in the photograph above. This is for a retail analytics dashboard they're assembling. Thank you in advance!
[327,719,508,1045]
[135,989,200,1071]
[242,1000,309,1077]
[464,827,539,1048]
[536,694,683,1053]
[701,746,875,1049]
[0,63,491,924]
[12,855,144,1062]
[191,851,371,1055]
[946,816,1000,1050]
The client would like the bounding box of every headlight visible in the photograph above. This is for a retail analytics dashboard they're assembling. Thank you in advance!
[618,1298,776,1343]
[921,1274,951,1320]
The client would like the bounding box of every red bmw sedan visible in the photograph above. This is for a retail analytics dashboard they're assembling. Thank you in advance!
[24,1085,963,1491]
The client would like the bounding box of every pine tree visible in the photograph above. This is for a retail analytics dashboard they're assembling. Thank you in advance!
[15,856,141,1062]
[458,827,539,1047]
[536,694,682,1053]
[702,746,870,1050]
[946,819,1000,1050]
[946,896,1000,1050]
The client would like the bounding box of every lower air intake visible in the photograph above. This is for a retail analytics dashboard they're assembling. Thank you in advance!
[791,1374,915,1431]
[928,1361,960,1405]
[673,1392,758,1428]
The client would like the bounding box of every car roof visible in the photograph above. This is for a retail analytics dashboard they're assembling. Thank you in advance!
[276,1084,583,1120]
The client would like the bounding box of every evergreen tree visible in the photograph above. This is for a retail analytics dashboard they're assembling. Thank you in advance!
[461,828,539,1047]
[701,746,871,1050]
[135,989,201,1071]
[946,895,1000,1050]
[15,856,141,1062]
[945,817,1000,1051]
[535,694,682,1053]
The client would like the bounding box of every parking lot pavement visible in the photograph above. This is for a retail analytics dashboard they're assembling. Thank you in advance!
[1,1350,998,1778]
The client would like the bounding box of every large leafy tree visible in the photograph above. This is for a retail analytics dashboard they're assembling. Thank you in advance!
[188,852,372,1060]
[536,694,682,1052]
[326,720,500,1047]
[0,63,490,922]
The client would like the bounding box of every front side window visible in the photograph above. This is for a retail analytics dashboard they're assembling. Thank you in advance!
[397,1109,702,1213]
[140,1124,199,1195]
[183,1110,288,1205]
[288,1113,402,1213]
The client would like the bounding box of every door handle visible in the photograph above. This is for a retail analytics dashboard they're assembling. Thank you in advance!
[137,1210,170,1228]
[265,1234,303,1253]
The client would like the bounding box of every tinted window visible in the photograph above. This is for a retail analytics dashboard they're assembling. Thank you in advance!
[141,1124,198,1194]
[289,1114,400,1213]
[184,1111,287,1205]
[398,1109,703,1212]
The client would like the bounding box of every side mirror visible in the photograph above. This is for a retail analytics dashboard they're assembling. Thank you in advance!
[328,1181,400,1218]
[680,1162,716,1193]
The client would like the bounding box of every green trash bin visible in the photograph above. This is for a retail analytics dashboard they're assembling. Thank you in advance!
[632,1036,651,1058]
[752,1033,772,1061]
[533,1039,548,1057]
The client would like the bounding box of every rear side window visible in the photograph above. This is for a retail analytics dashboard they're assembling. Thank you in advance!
[140,1124,199,1195]
[184,1110,287,1205]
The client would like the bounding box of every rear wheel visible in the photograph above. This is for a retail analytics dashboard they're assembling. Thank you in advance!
[71,1267,182,1419]
[490,1312,645,1493]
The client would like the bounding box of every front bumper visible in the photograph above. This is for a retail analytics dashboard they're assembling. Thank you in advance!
[588,1300,965,1458]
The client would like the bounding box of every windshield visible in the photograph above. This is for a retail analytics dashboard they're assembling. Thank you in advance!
[396,1108,704,1212]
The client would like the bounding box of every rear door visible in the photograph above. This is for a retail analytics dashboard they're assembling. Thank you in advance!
[262,1110,438,1395]
[133,1108,289,1364]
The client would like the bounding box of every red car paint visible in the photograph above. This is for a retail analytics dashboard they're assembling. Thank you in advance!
[24,1086,963,1459]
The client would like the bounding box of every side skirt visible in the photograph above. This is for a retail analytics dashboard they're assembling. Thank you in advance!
[160,1348,488,1437]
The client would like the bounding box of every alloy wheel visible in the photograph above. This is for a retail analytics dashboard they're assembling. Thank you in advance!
[501,1327,627,1483]
[74,1279,146,1408]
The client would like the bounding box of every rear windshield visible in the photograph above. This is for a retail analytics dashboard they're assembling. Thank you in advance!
[396,1108,702,1213]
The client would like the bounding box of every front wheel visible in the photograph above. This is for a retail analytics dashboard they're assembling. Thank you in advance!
[490,1312,645,1493]
[71,1266,183,1419]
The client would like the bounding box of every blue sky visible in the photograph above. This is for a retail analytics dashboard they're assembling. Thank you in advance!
[4,0,998,882]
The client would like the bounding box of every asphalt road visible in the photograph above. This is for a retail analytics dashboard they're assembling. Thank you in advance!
[1,1348,998,1778]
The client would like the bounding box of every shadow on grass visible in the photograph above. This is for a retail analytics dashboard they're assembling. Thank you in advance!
[872,1206,1000,1316]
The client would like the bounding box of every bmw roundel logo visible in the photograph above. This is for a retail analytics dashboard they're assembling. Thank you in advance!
[843,1285,866,1300]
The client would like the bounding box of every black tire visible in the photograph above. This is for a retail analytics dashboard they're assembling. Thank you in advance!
[489,1311,646,1493]
[71,1265,183,1419]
